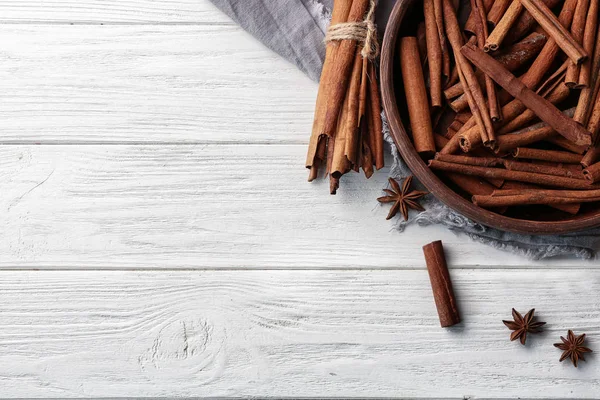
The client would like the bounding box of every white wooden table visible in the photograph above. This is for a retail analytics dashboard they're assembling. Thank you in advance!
[1,1,599,397]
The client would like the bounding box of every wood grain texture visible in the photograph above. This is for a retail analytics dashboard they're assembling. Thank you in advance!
[0,269,598,398]
[2,144,597,269]
[0,24,316,144]
[0,0,230,24]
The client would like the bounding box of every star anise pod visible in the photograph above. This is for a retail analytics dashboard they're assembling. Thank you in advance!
[554,330,592,368]
[502,308,546,345]
[377,176,428,221]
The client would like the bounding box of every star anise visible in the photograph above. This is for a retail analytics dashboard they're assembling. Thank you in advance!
[377,176,428,221]
[554,330,592,368]
[502,308,546,345]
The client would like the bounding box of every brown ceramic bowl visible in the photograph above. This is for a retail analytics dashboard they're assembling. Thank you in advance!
[380,0,600,234]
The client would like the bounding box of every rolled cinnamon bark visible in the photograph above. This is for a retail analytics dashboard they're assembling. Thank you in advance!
[461,43,592,147]
[368,62,385,170]
[429,159,597,189]
[485,1,524,52]
[487,0,513,27]
[565,0,591,86]
[498,87,571,135]
[499,181,581,214]
[582,146,600,168]
[504,159,585,179]
[473,193,600,208]
[504,0,562,44]
[424,0,443,108]
[577,0,599,89]
[443,0,495,148]
[435,153,501,167]
[547,136,590,154]
[444,33,547,101]
[493,188,600,198]
[458,84,571,153]
[520,0,588,64]
[400,37,436,158]
[323,0,371,138]
[494,125,555,154]
[306,1,353,177]
[519,0,579,89]
[584,162,600,183]
[512,147,583,164]
[575,20,600,125]
[423,240,461,328]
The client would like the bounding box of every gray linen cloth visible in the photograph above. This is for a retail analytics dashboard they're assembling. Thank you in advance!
[209,0,600,259]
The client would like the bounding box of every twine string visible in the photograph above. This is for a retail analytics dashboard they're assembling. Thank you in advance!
[324,0,380,60]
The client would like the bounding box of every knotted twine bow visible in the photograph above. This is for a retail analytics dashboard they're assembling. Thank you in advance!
[324,0,380,60]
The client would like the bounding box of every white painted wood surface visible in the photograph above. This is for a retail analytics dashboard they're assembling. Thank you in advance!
[0,1,599,397]
[0,270,599,398]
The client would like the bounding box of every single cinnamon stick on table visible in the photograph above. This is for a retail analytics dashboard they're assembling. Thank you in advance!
[423,240,460,328]
[461,43,592,147]
[520,0,588,64]
[400,37,436,159]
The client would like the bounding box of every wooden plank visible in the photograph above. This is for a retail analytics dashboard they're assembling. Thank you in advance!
[0,144,594,269]
[0,25,316,144]
[0,0,231,24]
[0,269,598,398]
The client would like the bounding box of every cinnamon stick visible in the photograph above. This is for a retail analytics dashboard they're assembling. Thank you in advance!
[577,0,599,88]
[565,0,591,87]
[400,37,436,158]
[485,1,524,52]
[306,1,353,178]
[368,62,384,170]
[429,159,597,189]
[547,135,590,154]
[423,240,460,328]
[519,0,588,64]
[584,162,600,183]
[322,0,370,139]
[424,0,444,108]
[443,0,495,148]
[473,193,600,208]
[487,0,513,27]
[499,181,581,214]
[461,43,592,147]
[582,146,600,168]
[512,147,583,164]
[504,159,585,179]
[471,0,501,121]
[504,0,562,44]
[519,0,579,89]
[575,17,600,124]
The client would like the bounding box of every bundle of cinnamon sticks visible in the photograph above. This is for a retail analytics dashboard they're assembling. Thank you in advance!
[306,0,385,194]
[398,0,600,216]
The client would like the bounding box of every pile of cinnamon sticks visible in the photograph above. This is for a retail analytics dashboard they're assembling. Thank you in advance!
[399,0,600,215]
[306,0,385,194]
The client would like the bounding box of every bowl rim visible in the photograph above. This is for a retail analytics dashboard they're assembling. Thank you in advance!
[380,0,600,235]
